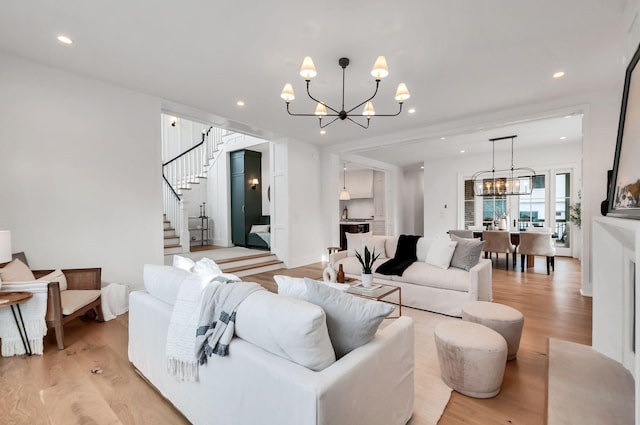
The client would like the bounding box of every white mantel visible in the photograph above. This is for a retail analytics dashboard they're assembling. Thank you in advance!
[592,216,639,423]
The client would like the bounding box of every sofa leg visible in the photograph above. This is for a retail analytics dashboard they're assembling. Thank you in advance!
[521,254,525,272]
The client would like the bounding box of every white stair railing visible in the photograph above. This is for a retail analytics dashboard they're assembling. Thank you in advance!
[162,126,225,251]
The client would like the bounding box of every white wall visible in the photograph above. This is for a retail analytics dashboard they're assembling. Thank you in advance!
[402,168,424,235]
[423,141,582,236]
[0,53,163,288]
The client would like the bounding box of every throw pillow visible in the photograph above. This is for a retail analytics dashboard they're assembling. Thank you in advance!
[191,257,223,278]
[37,269,68,291]
[235,291,336,371]
[299,277,394,358]
[172,255,195,271]
[143,264,193,305]
[0,258,35,282]
[249,224,270,233]
[450,235,486,271]
[425,238,458,270]
[346,231,372,257]
[362,236,387,259]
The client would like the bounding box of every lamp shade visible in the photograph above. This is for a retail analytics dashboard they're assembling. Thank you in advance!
[395,83,410,101]
[362,101,376,117]
[314,103,327,116]
[280,83,295,101]
[299,56,317,80]
[339,190,351,201]
[371,56,389,79]
[0,230,11,263]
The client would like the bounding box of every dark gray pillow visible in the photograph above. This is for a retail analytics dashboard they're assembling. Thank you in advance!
[450,235,485,271]
[301,278,394,358]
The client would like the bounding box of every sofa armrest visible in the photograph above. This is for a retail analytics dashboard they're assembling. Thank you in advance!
[329,250,347,267]
[468,258,493,302]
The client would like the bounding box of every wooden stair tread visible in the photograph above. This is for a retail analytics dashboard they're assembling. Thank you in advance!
[223,259,284,274]
[164,244,181,249]
[164,235,178,239]
[215,252,274,264]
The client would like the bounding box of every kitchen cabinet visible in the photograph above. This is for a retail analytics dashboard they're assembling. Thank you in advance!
[344,169,373,198]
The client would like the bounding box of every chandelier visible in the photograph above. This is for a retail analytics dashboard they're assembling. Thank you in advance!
[472,135,536,196]
[280,56,410,129]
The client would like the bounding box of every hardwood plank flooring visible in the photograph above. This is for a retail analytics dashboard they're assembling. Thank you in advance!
[0,257,589,424]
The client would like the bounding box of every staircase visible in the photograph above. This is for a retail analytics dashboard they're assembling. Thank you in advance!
[216,252,284,277]
[163,126,223,253]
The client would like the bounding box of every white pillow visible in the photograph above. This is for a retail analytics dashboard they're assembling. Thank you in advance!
[235,291,336,371]
[37,269,68,291]
[191,257,223,278]
[416,237,430,262]
[346,232,372,257]
[275,275,349,296]
[425,239,458,269]
[250,224,270,233]
[143,264,193,305]
[292,278,394,358]
[361,236,387,259]
[172,255,195,271]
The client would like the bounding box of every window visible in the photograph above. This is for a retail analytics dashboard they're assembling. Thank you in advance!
[518,175,546,231]
[463,180,475,229]
[483,196,507,228]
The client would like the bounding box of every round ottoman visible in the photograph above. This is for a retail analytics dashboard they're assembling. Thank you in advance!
[434,321,507,398]
[462,301,524,361]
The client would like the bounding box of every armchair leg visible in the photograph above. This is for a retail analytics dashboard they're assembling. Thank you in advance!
[505,253,509,270]
[546,257,551,275]
[54,322,64,350]
[95,303,105,322]
[551,256,555,271]
[521,254,525,272]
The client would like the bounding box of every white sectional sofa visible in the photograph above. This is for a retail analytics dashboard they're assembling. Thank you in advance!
[129,265,415,425]
[330,234,493,317]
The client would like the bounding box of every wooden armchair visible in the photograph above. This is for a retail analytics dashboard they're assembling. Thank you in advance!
[8,253,103,349]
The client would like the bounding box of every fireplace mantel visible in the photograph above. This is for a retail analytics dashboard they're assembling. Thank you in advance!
[592,216,639,423]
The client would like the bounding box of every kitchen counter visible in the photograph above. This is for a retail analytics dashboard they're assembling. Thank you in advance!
[339,220,372,225]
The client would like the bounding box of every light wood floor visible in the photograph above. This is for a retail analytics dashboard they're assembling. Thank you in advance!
[0,257,590,424]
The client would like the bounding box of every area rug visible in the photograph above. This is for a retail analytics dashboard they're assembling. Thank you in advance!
[401,308,459,425]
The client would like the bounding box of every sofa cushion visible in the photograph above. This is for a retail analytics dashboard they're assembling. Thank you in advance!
[385,235,399,258]
[333,256,389,277]
[425,238,458,269]
[346,232,372,257]
[450,235,485,271]
[362,236,387,259]
[143,264,197,305]
[392,262,471,292]
[294,278,394,358]
[235,290,336,371]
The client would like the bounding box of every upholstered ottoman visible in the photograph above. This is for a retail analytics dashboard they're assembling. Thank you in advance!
[462,301,524,361]
[434,321,507,398]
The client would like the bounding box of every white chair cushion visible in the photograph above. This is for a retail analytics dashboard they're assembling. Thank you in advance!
[61,290,101,315]
[37,269,68,291]
[235,290,336,371]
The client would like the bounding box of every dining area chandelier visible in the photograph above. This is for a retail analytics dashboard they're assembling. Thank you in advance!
[280,56,410,129]
[472,135,536,196]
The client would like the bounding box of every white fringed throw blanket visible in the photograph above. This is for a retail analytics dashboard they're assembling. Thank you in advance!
[166,276,263,381]
[0,282,48,356]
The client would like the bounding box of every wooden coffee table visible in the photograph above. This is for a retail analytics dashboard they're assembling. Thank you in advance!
[346,282,402,318]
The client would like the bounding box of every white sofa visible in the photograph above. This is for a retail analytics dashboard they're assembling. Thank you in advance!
[129,265,415,425]
[330,235,493,317]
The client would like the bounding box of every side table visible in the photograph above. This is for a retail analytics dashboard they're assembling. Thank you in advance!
[0,291,34,356]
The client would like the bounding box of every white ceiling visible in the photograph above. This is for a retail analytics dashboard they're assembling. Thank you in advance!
[0,0,626,160]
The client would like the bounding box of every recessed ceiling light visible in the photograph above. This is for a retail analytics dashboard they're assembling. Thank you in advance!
[320,130,326,135]
[460,150,465,153]
[408,108,416,114]
[420,165,424,170]
[57,35,73,45]
[560,136,567,140]
[553,71,565,79]
[440,137,446,140]
[564,115,572,119]
[236,100,245,106]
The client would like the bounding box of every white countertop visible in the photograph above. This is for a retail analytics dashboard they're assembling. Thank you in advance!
[339,221,372,225]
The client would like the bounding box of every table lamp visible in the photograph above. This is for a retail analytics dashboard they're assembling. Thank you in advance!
[0,230,12,263]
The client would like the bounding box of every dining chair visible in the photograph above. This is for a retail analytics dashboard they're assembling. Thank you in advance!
[482,231,516,270]
[448,230,474,239]
[518,232,556,274]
